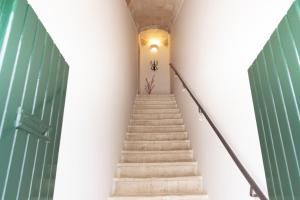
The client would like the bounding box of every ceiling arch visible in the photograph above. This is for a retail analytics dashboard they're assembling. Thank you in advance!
[126,0,184,32]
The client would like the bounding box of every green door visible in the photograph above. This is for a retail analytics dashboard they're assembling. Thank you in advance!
[0,0,69,199]
[249,1,300,199]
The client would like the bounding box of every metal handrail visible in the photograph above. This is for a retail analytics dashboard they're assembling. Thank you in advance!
[170,63,268,200]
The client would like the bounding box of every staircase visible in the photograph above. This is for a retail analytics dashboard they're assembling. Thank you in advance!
[108,94,208,200]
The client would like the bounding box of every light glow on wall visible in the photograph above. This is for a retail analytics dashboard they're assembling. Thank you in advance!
[148,38,161,47]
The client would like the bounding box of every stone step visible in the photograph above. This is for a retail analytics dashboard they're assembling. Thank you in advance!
[136,94,175,99]
[116,162,199,178]
[123,140,190,151]
[131,113,182,120]
[134,104,178,110]
[112,176,203,196]
[130,119,184,126]
[128,125,185,133]
[126,132,188,141]
[137,94,175,97]
[121,150,193,163]
[133,109,180,114]
[134,100,177,105]
[108,194,209,200]
[135,98,176,102]
[136,96,175,99]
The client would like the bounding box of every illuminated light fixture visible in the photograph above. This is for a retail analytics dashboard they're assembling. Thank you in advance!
[150,44,159,53]
[149,38,161,46]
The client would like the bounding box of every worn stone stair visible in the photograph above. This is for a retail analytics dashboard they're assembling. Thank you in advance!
[123,140,191,151]
[108,94,208,200]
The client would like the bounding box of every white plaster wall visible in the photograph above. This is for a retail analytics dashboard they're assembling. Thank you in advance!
[139,40,170,94]
[171,0,294,199]
[28,0,138,199]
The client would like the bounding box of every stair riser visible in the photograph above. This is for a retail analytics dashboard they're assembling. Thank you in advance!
[121,153,193,163]
[117,164,198,178]
[131,113,182,120]
[133,109,180,114]
[135,99,176,102]
[108,196,209,200]
[124,142,190,151]
[137,94,175,97]
[113,178,203,196]
[134,100,177,105]
[130,119,183,126]
[134,105,178,110]
[136,96,175,99]
[126,133,188,141]
[136,97,175,100]
[128,126,185,132]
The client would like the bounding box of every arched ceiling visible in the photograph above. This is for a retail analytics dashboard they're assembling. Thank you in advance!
[126,0,184,32]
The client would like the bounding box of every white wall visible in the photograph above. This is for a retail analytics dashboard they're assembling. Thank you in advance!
[28,0,138,199]
[171,0,294,199]
[139,39,170,94]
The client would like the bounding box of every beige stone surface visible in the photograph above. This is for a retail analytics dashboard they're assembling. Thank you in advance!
[131,113,182,120]
[116,162,198,178]
[126,0,184,32]
[133,109,180,114]
[134,104,178,110]
[121,150,194,163]
[109,95,208,199]
[108,195,209,200]
[128,125,185,133]
[113,176,203,195]
[123,140,190,151]
[134,100,177,105]
[130,119,184,126]
[126,132,188,141]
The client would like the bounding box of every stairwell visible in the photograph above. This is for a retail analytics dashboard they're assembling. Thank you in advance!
[109,94,208,200]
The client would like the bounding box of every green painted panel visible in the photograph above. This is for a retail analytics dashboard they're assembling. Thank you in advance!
[0,0,69,199]
[249,1,300,199]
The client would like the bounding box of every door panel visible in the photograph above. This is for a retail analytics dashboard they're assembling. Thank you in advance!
[248,1,300,200]
[0,0,69,199]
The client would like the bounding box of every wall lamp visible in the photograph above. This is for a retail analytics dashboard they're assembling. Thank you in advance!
[150,44,159,53]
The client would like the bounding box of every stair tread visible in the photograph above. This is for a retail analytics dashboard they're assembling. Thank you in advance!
[108,194,209,200]
[133,108,179,110]
[136,94,175,96]
[112,193,206,198]
[133,109,179,111]
[130,119,184,126]
[126,132,188,141]
[134,101,177,104]
[135,99,176,101]
[109,194,208,197]
[131,115,182,119]
[124,140,190,143]
[122,150,193,153]
[117,162,198,167]
[130,118,183,121]
[114,176,203,181]
[127,131,187,134]
[128,125,185,128]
